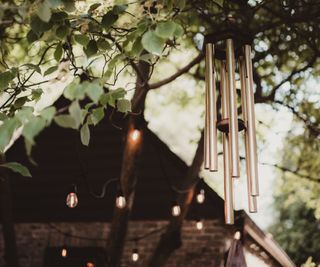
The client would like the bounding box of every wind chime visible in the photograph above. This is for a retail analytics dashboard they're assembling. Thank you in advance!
[204,32,259,224]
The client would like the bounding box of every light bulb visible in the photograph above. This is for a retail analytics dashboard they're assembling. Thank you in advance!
[132,249,139,262]
[196,219,203,230]
[66,192,78,208]
[196,189,205,204]
[87,262,95,267]
[234,231,241,240]
[116,195,126,209]
[171,204,181,217]
[61,248,67,258]
[130,129,140,142]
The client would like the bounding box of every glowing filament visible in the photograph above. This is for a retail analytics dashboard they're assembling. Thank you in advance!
[196,219,204,230]
[196,189,205,204]
[66,192,78,208]
[116,195,126,209]
[172,204,181,217]
[130,129,140,142]
[61,248,67,258]
[132,249,139,262]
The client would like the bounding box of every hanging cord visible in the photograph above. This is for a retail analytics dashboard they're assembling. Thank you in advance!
[73,130,120,199]
[48,223,167,243]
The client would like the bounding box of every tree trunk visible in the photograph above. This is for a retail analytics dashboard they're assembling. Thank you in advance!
[106,60,150,267]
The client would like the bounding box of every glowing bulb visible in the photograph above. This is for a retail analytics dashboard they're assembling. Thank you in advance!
[196,189,205,204]
[130,129,140,142]
[132,249,139,262]
[171,204,181,217]
[234,231,241,240]
[116,195,126,209]
[61,248,67,258]
[87,262,95,267]
[196,219,203,230]
[66,192,78,208]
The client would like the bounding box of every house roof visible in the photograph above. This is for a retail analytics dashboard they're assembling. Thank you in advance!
[3,100,295,266]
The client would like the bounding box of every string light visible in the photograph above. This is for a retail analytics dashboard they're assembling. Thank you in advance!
[116,190,126,209]
[61,247,67,258]
[66,185,78,208]
[196,219,204,230]
[234,231,241,240]
[130,129,141,142]
[171,201,181,217]
[196,189,205,204]
[131,248,139,262]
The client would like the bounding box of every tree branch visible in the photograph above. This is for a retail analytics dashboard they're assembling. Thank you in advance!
[148,53,204,90]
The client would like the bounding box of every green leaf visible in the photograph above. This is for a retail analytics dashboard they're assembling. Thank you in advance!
[117,99,131,113]
[31,89,43,102]
[173,23,184,37]
[86,82,104,103]
[84,40,98,58]
[155,21,177,39]
[74,34,90,47]
[131,37,143,56]
[37,0,52,22]
[16,107,34,124]
[14,96,28,109]
[56,25,69,39]
[112,4,128,14]
[44,66,58,76]
[88,3,101,13]
[80,123,90,146]
[100,88,126,107]
[24,63,41,74]
[174,0,186,9]
[51,11,68,21]
[54,43,63,61]
[0,71,15,90]
[0,162,31,177]
[0,118,20,152]
[27,30,39,43]
[97,38,110,50]
[69,101,83,128]
[213,0,224,7]
[62,0,76,12]
[30,15,52,35]
[48,0,62,7]
[22,116,46,144]
[63,78,87,100]
[91,107,104,125]
[40,106,56,124]
[141,31,165,55]
[54,115,77,129]
[101,11,118,30]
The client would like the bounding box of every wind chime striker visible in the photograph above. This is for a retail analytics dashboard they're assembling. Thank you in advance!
[204,31,259,224]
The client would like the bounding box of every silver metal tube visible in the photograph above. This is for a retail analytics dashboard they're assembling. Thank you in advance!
[226,39,240,178]
[204,45,210,170]
[244,45,259,196]
[205,43,218,172]
[240,57,257,212]
[221,61,234,224]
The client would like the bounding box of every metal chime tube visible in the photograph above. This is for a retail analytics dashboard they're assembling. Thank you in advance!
[244,45,259,196]
[221,61,234,224]
[204,43,218,171]
[226,39,240,178]
[239,57,257,213]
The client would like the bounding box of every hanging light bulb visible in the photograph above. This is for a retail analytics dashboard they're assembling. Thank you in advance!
[234,231,241,240]
[196,189,205,204]
[196,219,204,230]
[86,262,95,267]
[116,190,126,209]
[130,129,140,142]
[61,247,68,258]
[171,201,181,217]
[66,185,78,208]
[131,248,139,262]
